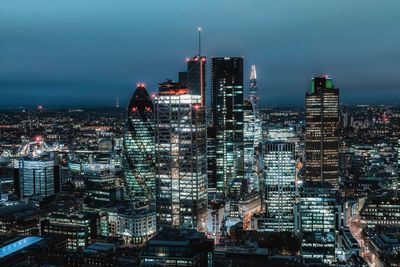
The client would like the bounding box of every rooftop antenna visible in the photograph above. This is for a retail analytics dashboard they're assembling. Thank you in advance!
[197,27,202,56]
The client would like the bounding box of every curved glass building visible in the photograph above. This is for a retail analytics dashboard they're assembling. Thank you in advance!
[123,84,156,207]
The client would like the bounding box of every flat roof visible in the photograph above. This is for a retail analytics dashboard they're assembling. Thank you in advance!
[0,236,43,259]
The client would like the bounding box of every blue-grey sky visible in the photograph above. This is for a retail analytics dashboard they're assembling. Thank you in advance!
[1,0,400,107]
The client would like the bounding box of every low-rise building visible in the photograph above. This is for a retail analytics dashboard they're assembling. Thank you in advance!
[100,202,156,246]
[40,211,99,251]
[139,229,214,266]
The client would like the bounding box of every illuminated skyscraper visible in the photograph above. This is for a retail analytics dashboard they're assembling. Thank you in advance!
[211,57,244,198]
[15,152,60,198]
[305,76,339,188]
[295,182,337,264]
[248,65,262,147]
[207,126,217,194]
[263,141,296,231]
[243,100,257,192]
[154,81,207,231]
[397,139,400,189]
[248,65,259,113]
[123,84,156,206]
[13,137,60,199]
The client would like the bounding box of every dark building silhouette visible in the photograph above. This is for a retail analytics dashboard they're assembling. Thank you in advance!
[187,56,206,105]
[211,57,244,198]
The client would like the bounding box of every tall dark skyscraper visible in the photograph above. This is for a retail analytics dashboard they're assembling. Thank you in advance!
[211,57,244,198]
[305,76,339,188]
[123,84,156,206]
[187,56,206,106]
[186,28,206,106]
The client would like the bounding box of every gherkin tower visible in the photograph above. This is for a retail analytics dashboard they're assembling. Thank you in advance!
[123,84,156,207]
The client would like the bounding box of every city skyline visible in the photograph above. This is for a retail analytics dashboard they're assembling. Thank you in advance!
[1,2,400,266]
[2,0,400,108]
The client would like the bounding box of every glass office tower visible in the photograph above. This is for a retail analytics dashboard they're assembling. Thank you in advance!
[243,100,257,192]
[16,152,59,198]
[211,57,244,198]
[154,82,207,231]
[123,84,156,207]
[295,182,337,264]
[263,141,296,231]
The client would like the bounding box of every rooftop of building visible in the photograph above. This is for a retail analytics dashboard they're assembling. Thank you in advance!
[0,236,43,259]
[84,242,115,254]
[215,244,269,255]
[147,229,205,246]
[0,202,41,220]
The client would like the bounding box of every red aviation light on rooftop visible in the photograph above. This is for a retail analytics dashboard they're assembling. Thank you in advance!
[131,106,138,112]
[201,57,206,62]
[159,88,189,95]
[34,135,42,143]
[136,82,146,88]
[145,106,152,112]
[193,104,201,110]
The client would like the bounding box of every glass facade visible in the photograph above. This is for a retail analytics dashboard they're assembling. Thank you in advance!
[17,153,58,198]
[123,84,156,207]
[243,100,258,192]
[154,91,207,231]
[211,57,244,198]
[296,182,337,264]
[263,141,296,231]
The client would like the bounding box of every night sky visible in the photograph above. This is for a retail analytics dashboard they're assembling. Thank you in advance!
[1,0,400,108]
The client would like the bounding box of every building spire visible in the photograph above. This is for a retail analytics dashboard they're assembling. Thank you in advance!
[250,65,257,80]
[249,64,259,112]
[198,27,202,56]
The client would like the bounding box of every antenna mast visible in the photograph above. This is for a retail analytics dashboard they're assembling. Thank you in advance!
[198,27,202,56]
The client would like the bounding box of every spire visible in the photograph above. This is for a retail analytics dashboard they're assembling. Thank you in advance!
[250,65,257,80]
[198,27,202,56]
[249,64,259,115]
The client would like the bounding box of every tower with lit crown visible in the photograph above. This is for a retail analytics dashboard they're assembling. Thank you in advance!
[123,84,156,207]
[305,76,339,188]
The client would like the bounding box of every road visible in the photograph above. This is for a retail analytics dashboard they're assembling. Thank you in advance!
[347,202,382,267]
